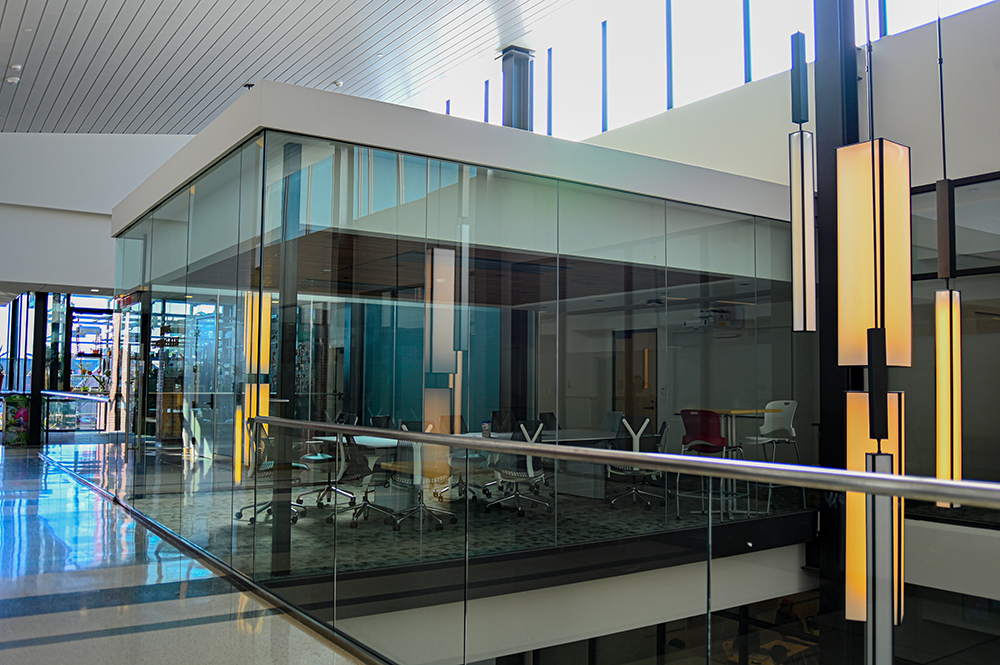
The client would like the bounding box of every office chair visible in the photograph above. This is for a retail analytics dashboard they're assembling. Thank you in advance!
[599,410,625,433]
[432,415,486,501]
[235,422,308,524]
[296,413,364,508]
[676,409,746,519]
[606,417,666,510]
[539,412,559,430]
[370,414,395,429]
[320,433,394,528]
[401,420,434,433]
[383,436,457,531]
[484,420,550,516]
[491,409,517,433]
[739,400,807,512]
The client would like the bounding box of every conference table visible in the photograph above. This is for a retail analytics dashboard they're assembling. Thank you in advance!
[320,428,621,501]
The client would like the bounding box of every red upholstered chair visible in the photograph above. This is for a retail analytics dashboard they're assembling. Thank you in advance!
[676,409,746,519]
[679,409,728,454]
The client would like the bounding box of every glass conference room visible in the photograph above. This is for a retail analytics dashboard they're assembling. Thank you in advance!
[112,128,796,595]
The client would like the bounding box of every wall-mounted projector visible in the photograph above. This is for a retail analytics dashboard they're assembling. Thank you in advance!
[682,308,743,330]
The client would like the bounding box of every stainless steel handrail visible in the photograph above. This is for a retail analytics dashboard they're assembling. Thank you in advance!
[251,415,1000,511]
[41,390,111,403]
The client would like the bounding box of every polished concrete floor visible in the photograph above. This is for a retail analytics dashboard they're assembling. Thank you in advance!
[0,446,365,665]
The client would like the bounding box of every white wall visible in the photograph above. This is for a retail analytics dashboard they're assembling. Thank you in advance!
[906,520,1000,602]
[0,133,190,297]
[586,67,816,186]
[589,1,1000,188]
[339,545,814,665]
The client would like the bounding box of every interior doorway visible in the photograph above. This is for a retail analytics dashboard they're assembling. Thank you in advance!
[613,329,657,424]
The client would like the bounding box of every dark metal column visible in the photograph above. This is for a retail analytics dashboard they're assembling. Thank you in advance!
[28,292,49,446]
[813,1,863,663]
[502,45,533,131]
[272,140,302,576]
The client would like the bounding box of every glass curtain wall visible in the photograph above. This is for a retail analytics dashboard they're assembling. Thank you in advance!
[114,129,794,663]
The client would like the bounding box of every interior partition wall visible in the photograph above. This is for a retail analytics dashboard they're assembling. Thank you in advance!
[113,129,795,662]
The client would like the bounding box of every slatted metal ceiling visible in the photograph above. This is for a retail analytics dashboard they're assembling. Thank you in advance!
[0,0,573,134]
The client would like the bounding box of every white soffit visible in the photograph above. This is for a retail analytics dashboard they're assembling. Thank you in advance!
[112,81,789,236]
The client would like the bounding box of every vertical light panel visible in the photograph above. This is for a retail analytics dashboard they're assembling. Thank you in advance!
[845,391,904,624]
[235,291,270,483]
[837,139,912,366]
[935,289,962,506]
[790,130,816,331]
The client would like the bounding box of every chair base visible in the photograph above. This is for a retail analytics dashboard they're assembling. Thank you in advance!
[325,491,396,528]
[296,479,355,508]
[433,476,480,502]
[607,482,666,510]
[485,481,551,516]
[384,495,458,531]
[235,499,306,525]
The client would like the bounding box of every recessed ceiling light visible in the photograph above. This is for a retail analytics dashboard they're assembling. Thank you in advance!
[185,295,193,299]
[9,64,21,71]
[4,77,19,85]
[376,52,383,58]
[23,27,32,33]
[90,289,100,293]
[322,268,332,272]
[334,80,344,87]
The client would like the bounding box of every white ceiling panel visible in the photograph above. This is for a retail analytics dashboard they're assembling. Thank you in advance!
[0,0,576,134]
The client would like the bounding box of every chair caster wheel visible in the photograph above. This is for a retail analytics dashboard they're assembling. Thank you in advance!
[349,498,356,507]
[470,495,478,502]
[349,521,359,529]
[325,515,334,524]
[517,509,525,517]
[392,523,401,532]
[483,490,492,498]
[299,508,307,517]
[384,517,396,526]
[644,504,652,511]
[235,512,243,519]
[290,516,298,524]
[363,514,369,520]
[295,498,303,505]
[316,501,324,508]
[435,522,444,531]
[533,489,540,495]
[266,508,272,516]
[248,517,256,524]
[609,503,615,509]
[449,516,458,525]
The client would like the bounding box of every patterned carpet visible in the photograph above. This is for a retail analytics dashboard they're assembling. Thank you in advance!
[41,440,812,580]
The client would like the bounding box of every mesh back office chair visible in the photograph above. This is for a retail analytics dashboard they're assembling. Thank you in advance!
[371,415,395,429]
[606,417,667,510]
[235,421,308,524]
[739,400,807,512]
[599,410,625,433]
[491,410,517,433]
[484,421,550,516]
[383,432,458,531]
[676,409,746,519]
[319,433,394,528]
